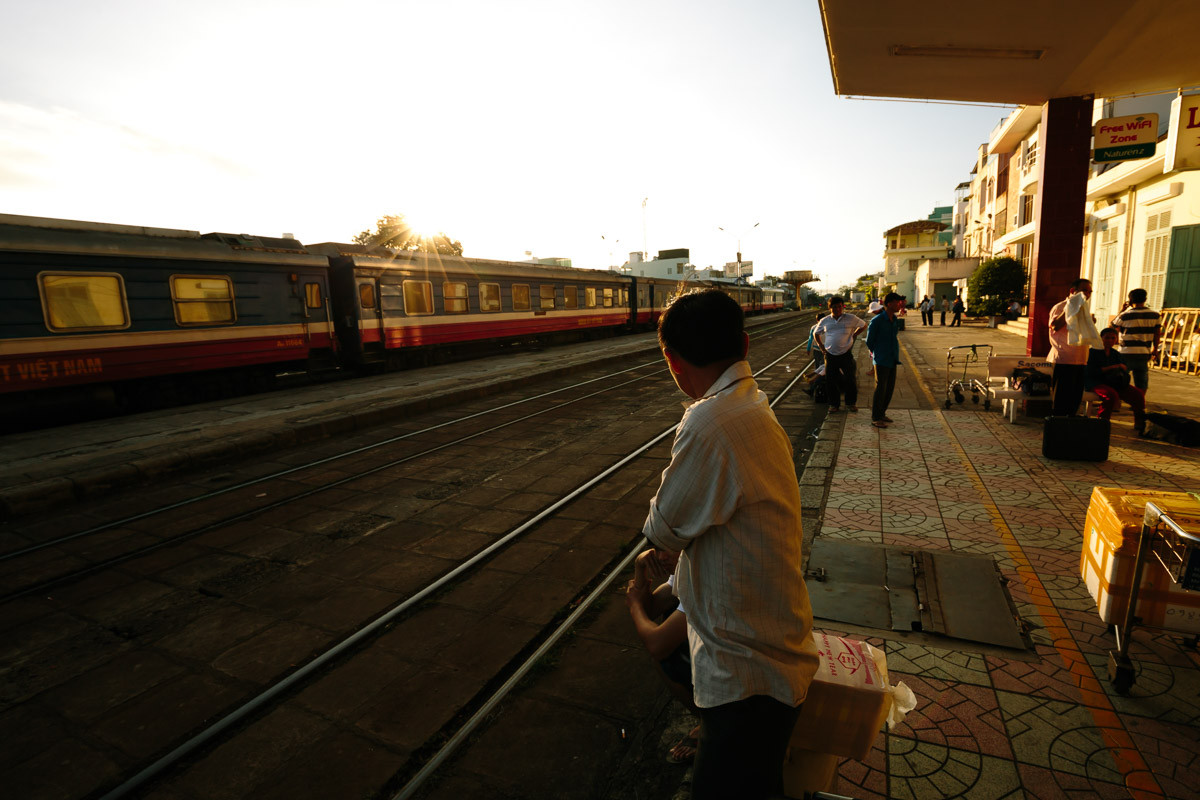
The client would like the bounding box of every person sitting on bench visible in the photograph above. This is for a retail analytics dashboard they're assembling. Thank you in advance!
[1086,327,1146,435]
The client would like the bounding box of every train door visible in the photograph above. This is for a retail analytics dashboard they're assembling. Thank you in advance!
[297,270,336,355]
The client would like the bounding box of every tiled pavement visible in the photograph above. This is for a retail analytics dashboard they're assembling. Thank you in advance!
[810,321,1200,800]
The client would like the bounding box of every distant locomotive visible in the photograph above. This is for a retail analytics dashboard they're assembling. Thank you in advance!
[0,213,784,416]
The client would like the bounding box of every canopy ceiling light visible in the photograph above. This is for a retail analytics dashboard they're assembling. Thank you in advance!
[889,45,1045,60]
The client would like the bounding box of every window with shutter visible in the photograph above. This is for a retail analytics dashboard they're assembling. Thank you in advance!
[1143,210,1172,309]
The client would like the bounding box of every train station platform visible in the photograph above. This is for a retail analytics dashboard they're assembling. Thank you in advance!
[800,318,1200,799]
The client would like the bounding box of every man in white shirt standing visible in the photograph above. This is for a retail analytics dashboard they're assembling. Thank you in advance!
[1047,279,1093,416]
[813,296,868,412]
[642,289,819,800]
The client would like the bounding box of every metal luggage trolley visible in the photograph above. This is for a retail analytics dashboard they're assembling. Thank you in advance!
[1108,501,1200,694]
[944,344,992,410]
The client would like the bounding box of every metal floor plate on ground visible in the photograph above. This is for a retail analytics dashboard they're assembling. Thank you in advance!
[806,539,1031,651]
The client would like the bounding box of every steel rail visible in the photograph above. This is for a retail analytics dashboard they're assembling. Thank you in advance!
[0,369,667,603]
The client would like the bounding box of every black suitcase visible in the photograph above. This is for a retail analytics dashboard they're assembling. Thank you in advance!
[1042,416,1109,461]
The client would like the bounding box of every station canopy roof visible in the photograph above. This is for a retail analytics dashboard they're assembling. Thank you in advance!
[819,0,1200,105]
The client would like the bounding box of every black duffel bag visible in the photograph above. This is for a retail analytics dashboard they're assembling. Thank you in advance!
[1011,367,1051,397]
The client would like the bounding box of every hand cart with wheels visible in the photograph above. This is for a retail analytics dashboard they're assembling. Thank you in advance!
[1107,501,1200,694]
[944,344,992,410]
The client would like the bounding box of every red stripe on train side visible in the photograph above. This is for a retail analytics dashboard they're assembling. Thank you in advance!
[0,333,323,393]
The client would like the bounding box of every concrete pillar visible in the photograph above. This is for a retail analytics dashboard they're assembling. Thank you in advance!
[1026,95,1093,356]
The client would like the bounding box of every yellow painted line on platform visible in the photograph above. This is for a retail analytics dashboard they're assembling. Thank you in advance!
[899,339,1165,799]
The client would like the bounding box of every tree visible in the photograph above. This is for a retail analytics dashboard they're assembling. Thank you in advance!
[353,214,464,256]
[967,256,1026,316]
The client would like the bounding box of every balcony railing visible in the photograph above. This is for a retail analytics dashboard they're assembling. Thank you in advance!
[1153,308,1200,376]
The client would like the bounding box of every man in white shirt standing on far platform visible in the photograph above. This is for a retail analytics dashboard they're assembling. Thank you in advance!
[640,288,819,800]
[813,296,867,413]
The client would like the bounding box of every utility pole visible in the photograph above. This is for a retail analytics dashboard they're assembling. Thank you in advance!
[641,198,648,260]
[718,222,760,279]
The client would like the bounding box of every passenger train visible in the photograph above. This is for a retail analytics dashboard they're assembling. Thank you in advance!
[0,213,786,417]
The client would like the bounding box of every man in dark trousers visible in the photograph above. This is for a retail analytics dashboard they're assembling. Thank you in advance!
[866,292,903,428]
[813,296,867,412]
[949,295,965,326]
[641,289,819,800]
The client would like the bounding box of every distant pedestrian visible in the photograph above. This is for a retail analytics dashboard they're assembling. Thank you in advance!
[1006,299,1021,321]
[940,295,949,325]
[1048,279,1100,416]
[950,295,964,327]
[1111,288,1161,392]
[919,295,933,326]
[814,297,867,412]
[866,292,903,428]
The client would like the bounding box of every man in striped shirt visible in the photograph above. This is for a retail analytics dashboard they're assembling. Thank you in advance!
[1111,288,1161,391]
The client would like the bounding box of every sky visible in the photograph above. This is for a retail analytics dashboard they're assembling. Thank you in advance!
[0,0,1015,292]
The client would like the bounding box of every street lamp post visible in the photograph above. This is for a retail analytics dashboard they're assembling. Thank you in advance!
[601,234,621,269]
[718,222,760,280]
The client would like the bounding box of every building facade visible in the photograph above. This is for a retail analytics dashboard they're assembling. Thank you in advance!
[882,215,952,300]
[971,93,1200,369]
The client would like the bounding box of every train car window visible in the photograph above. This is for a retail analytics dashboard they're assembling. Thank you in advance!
[443,281,468,313]
[512,284,531,311]
[539,285,556,310]
[170,275,236,325]
[621,288,628,305]
[564,286,578,309]
[403,280,434,315]
[585,287,596,308]
[305,283,322,309]
[603,288,613,308]
[359,283,376,308]
[39,272,130,331]
[479,282,501,312]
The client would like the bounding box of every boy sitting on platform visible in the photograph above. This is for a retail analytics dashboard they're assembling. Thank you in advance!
[1087,327,1146,434]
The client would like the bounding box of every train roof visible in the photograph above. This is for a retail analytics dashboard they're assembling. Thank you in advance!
[0,213,326,267]
[307,242,633,282]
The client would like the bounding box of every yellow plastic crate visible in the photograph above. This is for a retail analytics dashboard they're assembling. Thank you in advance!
[1081,487,1200,632]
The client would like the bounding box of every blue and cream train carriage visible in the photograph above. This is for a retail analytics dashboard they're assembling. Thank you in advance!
[0,213,783,412]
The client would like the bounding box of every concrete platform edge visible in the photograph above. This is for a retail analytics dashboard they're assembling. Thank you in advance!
[0,343,664,522]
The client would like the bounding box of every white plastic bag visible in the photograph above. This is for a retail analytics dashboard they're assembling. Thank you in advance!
[886,680,917,727]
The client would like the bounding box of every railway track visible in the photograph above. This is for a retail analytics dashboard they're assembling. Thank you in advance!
[1,313,818,800]
[0,313,813,599]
